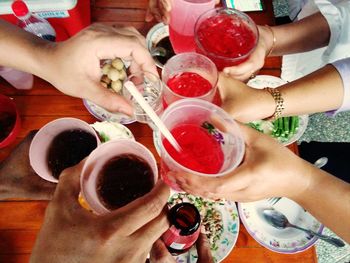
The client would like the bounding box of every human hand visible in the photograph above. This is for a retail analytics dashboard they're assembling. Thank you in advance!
[150,232,213,263]
[30,162,170,263]
[0,131,56,200]
[218,73,275,122]
[40,24,157,116]
[222,25,275,81]
[167,124,311,202]
[146,0,220,24]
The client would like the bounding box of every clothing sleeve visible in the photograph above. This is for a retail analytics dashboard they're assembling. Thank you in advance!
[328,57,350,115]
[315,0,350,63]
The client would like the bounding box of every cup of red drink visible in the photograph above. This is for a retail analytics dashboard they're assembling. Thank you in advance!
[0,94,21,149]
[161,52,218,108]
[194,7,259,70]
[29,118,101,183]
[80,139,158,215]
[169,0,216,54]
[155,98,245,191]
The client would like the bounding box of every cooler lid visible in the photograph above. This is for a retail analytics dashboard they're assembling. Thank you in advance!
[0,0,77,15]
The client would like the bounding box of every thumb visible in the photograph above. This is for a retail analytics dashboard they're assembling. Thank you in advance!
[196,231,214,263]
[85,82,133,116]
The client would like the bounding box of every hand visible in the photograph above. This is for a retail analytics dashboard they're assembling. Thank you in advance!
[0,131,56,200]
[40,24,158,116]
[218,73,275,122]
[222,25,274,81]
[146,0,220,24]
[30,162,170,263]
[150,232,213,263]
[167,124,311,202]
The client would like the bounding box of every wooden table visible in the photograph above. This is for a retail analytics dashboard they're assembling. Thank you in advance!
[0,1,317,262]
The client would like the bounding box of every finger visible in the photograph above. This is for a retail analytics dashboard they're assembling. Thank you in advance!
[111,26,147,48]
[196,232,214,263]
[145,0,158,22]
[85,81,133,115]
[132,209,170,248]
[54,160,85,204]
[150,239,176,263]
[103,181,170,235]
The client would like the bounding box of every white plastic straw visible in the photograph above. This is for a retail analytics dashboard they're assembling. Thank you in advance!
[124,81,182,152]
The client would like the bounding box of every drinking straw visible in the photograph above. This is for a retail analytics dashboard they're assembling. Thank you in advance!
[124,81,182,152]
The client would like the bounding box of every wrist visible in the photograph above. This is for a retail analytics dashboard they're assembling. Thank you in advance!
[30,41,57,81]
[258,25,276,57]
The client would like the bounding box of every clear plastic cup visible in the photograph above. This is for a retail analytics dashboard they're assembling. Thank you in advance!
[80,139,158,215]
[161,52,218,108]
[0,66,33,90]
[122,71,163,127]
[155,98,245,190]
[194,7,259,70]
[29,118,101,183]
[169,0,216,54]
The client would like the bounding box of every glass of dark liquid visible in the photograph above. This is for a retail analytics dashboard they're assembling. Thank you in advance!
[29,118,101,183]
[80,139,158,215]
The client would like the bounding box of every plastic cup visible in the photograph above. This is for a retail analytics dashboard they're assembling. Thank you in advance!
[0,94,21,148]
[80,139,158,215]
[161,52,218,107]
[194,7,259,70]
[155,98,245,190]
[122,71,163,127]
[169,0,216,54]
[29,118,101,183]
[0,66,33,90]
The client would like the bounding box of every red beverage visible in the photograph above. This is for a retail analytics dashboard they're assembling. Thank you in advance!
[195,12,258,70]
[167,72,212,97]
[163,124,224,174]
[169,25,196,54]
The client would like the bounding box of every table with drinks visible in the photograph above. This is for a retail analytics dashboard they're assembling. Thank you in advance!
[0,0,318,262]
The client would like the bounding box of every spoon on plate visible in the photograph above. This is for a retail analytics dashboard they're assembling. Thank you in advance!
[263,209,345,247]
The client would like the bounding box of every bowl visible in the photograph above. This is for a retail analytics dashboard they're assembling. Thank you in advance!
[146,22,175,69]
[0,94,21,148]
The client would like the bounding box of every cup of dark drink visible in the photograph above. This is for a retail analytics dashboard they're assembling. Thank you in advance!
[29,118,101,183]
[80,139,158,215]
[0,94,21,149]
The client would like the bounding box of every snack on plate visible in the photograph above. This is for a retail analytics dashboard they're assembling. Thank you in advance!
[100,58,127,93]
[90,121,134,142]
[248,116,299,143]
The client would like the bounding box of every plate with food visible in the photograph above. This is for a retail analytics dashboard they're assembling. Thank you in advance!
[238,197,323,254]
[83,58,135,124]
[247,75,308,146]
[168,192,239,263]
[90,121,134,142]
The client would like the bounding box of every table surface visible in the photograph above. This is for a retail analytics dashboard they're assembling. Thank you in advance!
[0,1,317,262]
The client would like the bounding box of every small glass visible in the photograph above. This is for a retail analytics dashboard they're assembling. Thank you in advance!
[161,52,218,108]
[123,71,163,127]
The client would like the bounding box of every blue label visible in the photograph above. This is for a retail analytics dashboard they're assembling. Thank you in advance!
[36,11,70,19]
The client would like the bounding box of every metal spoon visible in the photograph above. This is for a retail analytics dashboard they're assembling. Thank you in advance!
[150,46,168,57]
[263,209,345,247]
[314,157,328,168]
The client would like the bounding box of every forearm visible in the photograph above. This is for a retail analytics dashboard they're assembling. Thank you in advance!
[291,161,350,243]
[270,12,330,56]
[0,20,52,78]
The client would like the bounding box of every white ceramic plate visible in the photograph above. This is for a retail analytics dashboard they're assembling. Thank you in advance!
[168,192,239,263]
[238,197,324,254]
[247,75,308,146]
[90,121,134,142]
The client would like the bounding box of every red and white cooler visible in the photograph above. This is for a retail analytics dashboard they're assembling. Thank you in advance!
[0,0,91,41]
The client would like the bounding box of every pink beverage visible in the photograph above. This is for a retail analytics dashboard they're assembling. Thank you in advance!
[169,0,216,54]
[195,8,258,70]
[163,123,224,174]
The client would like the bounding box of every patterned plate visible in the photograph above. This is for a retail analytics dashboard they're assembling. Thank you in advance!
[238,197,324,254]
[146,22,170,69]
[168,192,240,263]
[247,75,309,146]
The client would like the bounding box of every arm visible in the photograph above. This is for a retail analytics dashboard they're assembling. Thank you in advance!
[224,12,330,80]
[0,20,158,115]
[219,59,348,122]
[169,124,350,242]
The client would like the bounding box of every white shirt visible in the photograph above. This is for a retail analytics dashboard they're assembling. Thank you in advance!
[281,0,350,83]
